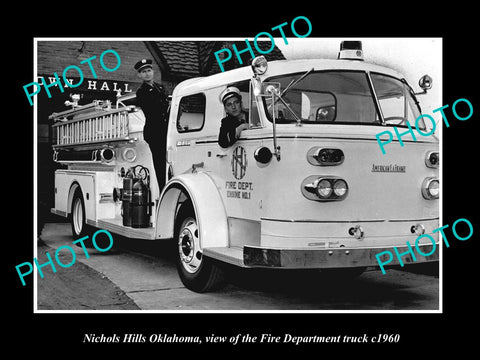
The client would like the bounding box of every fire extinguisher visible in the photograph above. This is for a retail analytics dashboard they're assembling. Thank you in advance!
[122,171,134,227]
[131,177,150,228]
[121,165,151,228]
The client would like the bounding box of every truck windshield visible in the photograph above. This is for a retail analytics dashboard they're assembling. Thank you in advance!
[370,72,424,129]
[263,70,423,129]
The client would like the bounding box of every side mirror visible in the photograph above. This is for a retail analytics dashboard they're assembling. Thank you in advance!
[253,81,281,97]
[418,74,433,94]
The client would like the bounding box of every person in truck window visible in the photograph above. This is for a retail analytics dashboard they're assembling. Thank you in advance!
[218,87,249,148]
[134,58,169,190]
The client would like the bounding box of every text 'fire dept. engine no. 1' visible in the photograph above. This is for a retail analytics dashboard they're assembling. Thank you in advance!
[50,41,439,293]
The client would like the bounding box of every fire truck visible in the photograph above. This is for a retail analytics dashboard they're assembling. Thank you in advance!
[50,41,439,293]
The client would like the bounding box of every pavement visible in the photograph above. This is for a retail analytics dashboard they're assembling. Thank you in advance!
[36,222,440,311]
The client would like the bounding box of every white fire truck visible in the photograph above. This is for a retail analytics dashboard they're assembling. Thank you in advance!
[50,41,439,293]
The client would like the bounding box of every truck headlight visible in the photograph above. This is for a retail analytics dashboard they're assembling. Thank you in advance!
[317,179,333,198]
[333,179,348,197]
[302,176,349,201]
[422,177,439,199]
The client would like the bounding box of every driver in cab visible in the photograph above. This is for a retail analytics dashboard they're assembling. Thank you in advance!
[218,87,249,148]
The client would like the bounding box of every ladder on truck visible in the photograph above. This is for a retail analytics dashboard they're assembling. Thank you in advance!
[51,97,134,149]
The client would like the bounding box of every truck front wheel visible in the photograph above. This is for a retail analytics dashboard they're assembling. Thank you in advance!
[175,202,226,293]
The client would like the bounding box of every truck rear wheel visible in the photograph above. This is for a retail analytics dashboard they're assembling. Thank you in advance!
[70,188,91,239]
[175,202,226,293]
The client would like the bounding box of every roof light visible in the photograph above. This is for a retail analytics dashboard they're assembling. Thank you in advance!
[337,41,364,61]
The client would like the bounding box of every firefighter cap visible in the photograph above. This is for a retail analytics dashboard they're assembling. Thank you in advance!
[134,58,153,72]
[219,86,242,104]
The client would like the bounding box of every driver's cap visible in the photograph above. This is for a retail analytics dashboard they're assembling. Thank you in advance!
[219,86,241,104]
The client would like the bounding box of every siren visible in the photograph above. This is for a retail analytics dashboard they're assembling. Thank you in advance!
[338,41,364,61]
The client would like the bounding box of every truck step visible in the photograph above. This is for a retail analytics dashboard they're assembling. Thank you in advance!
[203,246,244,267]
[92,218,157,240]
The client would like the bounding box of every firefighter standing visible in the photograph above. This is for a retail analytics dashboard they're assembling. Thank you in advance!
[134,59,169,190]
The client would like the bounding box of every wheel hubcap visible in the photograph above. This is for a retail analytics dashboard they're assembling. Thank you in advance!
[178,218,201,274]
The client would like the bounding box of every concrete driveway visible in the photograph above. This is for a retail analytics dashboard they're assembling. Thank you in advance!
[36,222,440,311]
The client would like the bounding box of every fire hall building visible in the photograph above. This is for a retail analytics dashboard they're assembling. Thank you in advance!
[36,40,285,227]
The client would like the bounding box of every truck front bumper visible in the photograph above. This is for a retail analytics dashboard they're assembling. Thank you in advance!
[243,243,439,269]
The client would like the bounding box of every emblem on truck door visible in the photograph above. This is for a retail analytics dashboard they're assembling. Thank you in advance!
[231,146,247,180]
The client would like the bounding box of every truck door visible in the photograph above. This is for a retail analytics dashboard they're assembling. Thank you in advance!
[168,93,207,177]
[213,80,264,223]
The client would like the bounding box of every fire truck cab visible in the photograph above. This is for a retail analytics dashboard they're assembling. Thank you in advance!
[50,41,439,293]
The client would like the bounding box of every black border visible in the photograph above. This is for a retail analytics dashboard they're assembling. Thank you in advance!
[9,8,479,355]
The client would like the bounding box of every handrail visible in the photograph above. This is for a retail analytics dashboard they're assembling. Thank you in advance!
[48,101,100,121]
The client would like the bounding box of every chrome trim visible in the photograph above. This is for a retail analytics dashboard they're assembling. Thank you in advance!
[260,217,439,223]
[195,135,433,145]
[366,71,385,125]
[244,243,439,268]
[99,148,115,163]
[301,175,348,202]
[425,150,439,168]
[306,147,344,166]
[422,177,439,200]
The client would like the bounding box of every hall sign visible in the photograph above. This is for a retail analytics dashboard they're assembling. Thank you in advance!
[37,74,136,95]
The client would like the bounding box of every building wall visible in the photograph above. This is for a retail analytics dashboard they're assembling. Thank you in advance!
[37,40,161,85]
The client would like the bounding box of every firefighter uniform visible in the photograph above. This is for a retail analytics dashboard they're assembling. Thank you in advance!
[134,59,169,189]
[218,87,248,148]
[218,113,249,148]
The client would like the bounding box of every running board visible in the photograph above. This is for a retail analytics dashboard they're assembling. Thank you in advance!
[203,246,245,267]
[90,218,157,240]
